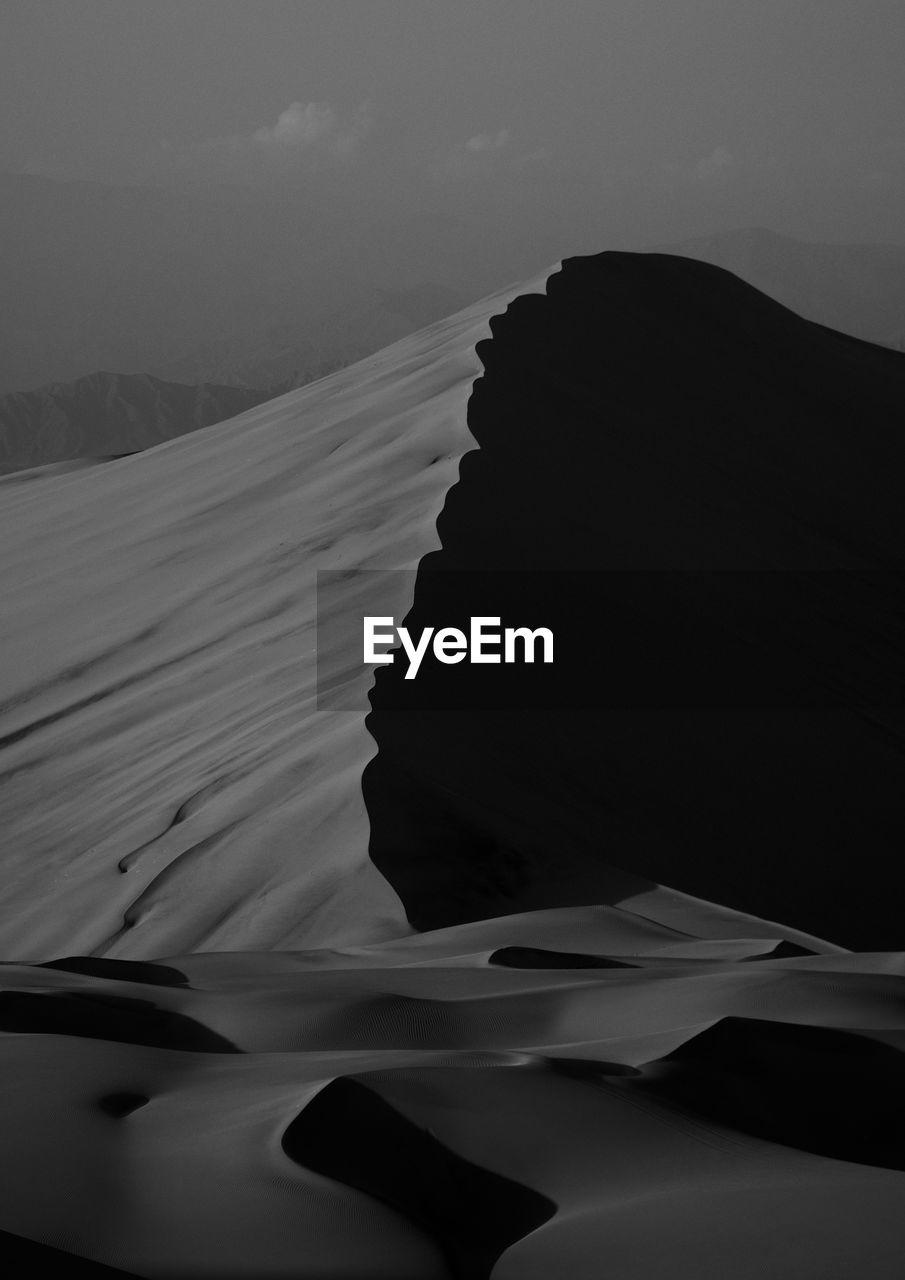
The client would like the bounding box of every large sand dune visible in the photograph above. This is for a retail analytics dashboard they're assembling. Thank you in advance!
[1,253,903,1275]
[367,252,905,949]
[0,268,551,961]
[660,227,905,348]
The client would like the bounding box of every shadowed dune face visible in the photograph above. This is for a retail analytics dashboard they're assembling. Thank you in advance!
[0,990,238,1052]
[490,946,638,969]
[365,251,905,949]
[0,1228,142,1277]
[662,228,905,349]
[283,1075,556,1280]
[38,957,189,986]
[639,1016,905,1172]
[96,1092,149,1119]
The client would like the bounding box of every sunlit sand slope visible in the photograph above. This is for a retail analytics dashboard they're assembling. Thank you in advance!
[0,270,553,960]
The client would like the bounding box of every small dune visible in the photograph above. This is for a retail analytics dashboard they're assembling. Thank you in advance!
[0,924,903,1275]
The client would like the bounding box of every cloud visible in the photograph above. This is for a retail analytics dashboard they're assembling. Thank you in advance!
[464,129,511,153]
[248,101,373,157]
[432,128,525,181]
[156,101,374,181]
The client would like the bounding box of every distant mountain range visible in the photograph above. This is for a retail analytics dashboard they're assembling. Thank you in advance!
[0,281,462,475]
[0,372,275,476]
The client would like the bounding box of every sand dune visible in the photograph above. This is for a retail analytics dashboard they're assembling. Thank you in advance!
[660,227,905,347]
[1,253,904,1274]
[0,920,903,1276]
[0,267,552,960]
[366,252,905,949]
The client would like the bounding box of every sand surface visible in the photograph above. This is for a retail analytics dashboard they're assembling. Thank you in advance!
[1,253,903,1275]
[0,269,551,960]
[0,917,903,1277]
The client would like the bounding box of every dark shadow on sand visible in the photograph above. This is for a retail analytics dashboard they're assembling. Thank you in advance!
[282,1076,555,1279]
[639,1016,905,1170]
[0,1229,141,1277]
[0,990,238,1052]
[39,957,189,987]
[489,946,637,969]
[364,252,905,948]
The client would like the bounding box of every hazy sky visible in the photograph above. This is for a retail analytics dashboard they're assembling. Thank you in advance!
[3,0,905,243]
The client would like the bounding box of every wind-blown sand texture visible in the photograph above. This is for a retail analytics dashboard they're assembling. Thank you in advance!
[1,254,904,1275]
[0,267,551,960]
